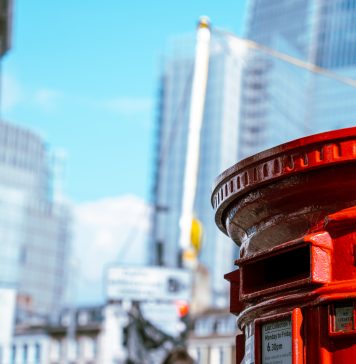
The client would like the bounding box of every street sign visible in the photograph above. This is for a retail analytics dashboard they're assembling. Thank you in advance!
[106,266,192,302]
[141,301,183,337]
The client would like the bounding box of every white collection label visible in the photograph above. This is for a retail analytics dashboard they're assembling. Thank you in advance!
[335,306,354,332]
[244,334,255,364]
[262,318,292,364]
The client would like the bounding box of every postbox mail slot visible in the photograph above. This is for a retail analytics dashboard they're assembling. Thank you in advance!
[238,241,331,300]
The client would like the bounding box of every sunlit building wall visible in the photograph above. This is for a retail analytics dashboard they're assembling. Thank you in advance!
[151,34,243,306]
[0,121,71,318]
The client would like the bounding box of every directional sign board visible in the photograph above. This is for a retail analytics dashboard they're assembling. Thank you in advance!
[262,318,292,364]
[106,266,192,302]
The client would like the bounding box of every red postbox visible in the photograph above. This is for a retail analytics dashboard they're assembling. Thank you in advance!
[212,128,356,363]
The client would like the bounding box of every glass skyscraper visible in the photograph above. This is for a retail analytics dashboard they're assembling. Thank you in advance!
[239,0,356,159]
[151,34,244,306]
[0,121,71,318]
[152,0,356,307]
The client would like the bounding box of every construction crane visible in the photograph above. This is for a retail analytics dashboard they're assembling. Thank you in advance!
[179,17,211,269]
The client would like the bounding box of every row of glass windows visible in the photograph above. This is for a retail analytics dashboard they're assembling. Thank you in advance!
[2,336,97,364]
[189,344,235,364]
[0,342,41,364]
[49,337,97,362]
[0,125,43,154]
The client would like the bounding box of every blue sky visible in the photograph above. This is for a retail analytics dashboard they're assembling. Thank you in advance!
[3,0,247,203]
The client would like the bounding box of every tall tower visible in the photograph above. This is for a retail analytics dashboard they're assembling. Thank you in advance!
[0,121,71,319]
[151,32,244,306]
[239,0,356,159]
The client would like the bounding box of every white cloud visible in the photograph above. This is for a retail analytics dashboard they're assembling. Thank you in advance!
[3,73,23,111]
[71,194,152,304]
[2,72,151,119]
[100,97,153,116]
[2,71,152,129]
[2,72,63,113]
[33,88,62,111]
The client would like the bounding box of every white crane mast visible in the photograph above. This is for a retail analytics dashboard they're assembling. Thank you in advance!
[179,17,211,265]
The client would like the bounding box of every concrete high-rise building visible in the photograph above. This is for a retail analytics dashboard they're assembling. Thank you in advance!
[151,33,244,306]
[239,0,356,159]
[0,120,71,318]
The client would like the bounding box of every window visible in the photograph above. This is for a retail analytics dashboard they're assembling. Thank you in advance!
[23,344,28,364]
[11,345,16,364]
[219,347,225,364]
[35,343,41,364]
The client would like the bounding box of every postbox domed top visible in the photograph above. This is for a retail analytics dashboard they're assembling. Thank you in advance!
[212,127,356,254]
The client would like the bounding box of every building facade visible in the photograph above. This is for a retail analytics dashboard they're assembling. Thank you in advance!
[150,33,244,306]
[0,120,71,319]
[188,307,237,364]
[239,0,356,159]
[11,305,108,364]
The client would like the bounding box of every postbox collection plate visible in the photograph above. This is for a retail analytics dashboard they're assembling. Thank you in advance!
[329,302,356,334]
[261,318,292,364]
[334,306,354,332]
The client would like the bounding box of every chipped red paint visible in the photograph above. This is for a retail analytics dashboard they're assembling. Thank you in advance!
[215,128,356,363]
